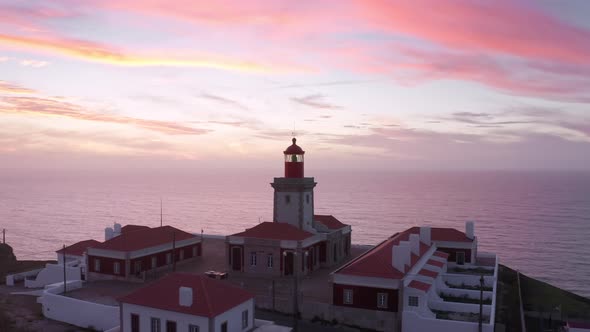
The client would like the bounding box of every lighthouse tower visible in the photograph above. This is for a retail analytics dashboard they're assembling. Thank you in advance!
[271,138,317,232]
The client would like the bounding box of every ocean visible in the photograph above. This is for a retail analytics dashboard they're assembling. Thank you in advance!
[1,169,589,298]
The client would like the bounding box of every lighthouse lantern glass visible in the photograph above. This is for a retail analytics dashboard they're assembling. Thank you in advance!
[285,154,304,163]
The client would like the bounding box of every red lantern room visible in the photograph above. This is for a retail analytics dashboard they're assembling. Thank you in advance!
[284,138,304,178]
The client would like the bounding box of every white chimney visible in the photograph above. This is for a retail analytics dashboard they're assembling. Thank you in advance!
[398,241,411,267]
[179,287,193,307]
[391,245,405,273]
[104,227,114,241]
[466,221,474,239]
[420,226,431,246]
[113,223,122,236]
[409,234,420,255]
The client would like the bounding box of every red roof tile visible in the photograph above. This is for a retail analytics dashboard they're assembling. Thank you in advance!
[314,215,348,230]
[121,225,151,234]
[419,269,439,278]
[232,222,314,241]
[92,226,197,252]
[56,239,101,256]
[334,229,430,279]
[428,227,473,242]
[434,251,450,259]
[427,259,445,268]
[409,280,431,292]
[119,273,253,318]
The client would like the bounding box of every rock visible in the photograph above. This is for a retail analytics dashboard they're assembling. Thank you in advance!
[0,243,17,265]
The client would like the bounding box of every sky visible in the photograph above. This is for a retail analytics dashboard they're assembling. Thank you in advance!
[1,0,590,171]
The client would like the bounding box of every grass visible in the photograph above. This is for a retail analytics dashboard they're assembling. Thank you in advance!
[494,265,523,332]
[440,292,492,305]
[445,281,493,291]
[519,269,590,319]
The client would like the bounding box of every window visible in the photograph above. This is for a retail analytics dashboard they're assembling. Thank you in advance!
[179,249,184,260]
[166,320,177,332]
[131,313,140,332]
[151,256,157,269]
[94,258,101,272]
[306,194,310,204]
[166,253,172,265]
[456,252,466,265]
[134,261,142,274]
[250,252,257,266]
[150,317,161,332]
[377,293,388,308]
[113,262,120,275]
[242,310,249,329]
[220,322,228,332]
[189,325,199,332]
[408,296,419,307]
[192,246,197,257]
[285,195,291,204]
[267,254,273,268]
[343,289,353,304]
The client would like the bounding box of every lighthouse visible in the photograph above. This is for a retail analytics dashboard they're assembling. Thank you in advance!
[271,138,317,232]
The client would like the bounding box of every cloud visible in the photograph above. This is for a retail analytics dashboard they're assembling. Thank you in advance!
[0,80,36,94]
[20,59,49,68]
[0,57,8,62]
[0,33,308,74]
[0,96,209,135]
[199,93,248,110]
[291,94,341,110]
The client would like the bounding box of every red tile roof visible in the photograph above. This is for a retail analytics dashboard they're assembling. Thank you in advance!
[427,227,473,243]
[433,251,450,259]
[427,259,445,268]
[334,229,431,279]
[119,273,253,318]
[334,226,468,280]
[314,215,348,230]
[92,226,197,252]
[121,225,151,234]
[409,280,431,292]
[232,222,314,241]
[56,239,101,256]
[419,268,439,278]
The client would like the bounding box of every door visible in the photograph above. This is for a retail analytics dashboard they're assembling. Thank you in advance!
[456,252,465,265]
[131,314,139,332]
[284,252,294,276]
[232,247,242,271]
[166,320,177,332]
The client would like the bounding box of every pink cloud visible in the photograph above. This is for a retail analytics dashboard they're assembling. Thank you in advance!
[0,80,36,94]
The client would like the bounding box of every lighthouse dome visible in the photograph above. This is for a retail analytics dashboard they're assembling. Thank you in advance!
[284,138,305,155]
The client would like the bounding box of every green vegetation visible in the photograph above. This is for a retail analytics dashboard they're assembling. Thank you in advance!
[520,270,590,319]
[494,265,523,332]
[432,309,489,323]
[440,292,492,305]
[445,281,492,291]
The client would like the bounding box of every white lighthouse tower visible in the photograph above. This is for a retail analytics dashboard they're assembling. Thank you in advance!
[271,138,317,232]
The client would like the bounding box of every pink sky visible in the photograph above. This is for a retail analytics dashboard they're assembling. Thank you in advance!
[1,0,589,170]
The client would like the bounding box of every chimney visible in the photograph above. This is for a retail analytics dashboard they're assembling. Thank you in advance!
[113,223,122,237]
[391,245,405,273]
[409,234,420,255]
[466,221,474,240]
[420,226,431,246]
[179,287,193,307]
[104,227,114,241]
[398,241,411,267]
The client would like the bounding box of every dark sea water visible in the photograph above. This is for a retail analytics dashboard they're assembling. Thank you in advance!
[1,169,589,298]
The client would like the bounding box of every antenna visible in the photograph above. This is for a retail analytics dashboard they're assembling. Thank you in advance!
[160,198,163,227]
[292,121,296,137]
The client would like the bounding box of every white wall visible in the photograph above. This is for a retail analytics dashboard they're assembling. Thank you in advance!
[5,268,43,286]
[40,281,119,331]
[402,310,494,332]
[25,263,81,288]
[275,190,314,232]
[121,303,209,332]
[212,298,255,332]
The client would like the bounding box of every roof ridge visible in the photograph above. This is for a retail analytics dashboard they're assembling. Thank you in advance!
[201,276,214,316]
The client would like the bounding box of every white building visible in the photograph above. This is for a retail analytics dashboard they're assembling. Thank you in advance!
[118,273,255,332]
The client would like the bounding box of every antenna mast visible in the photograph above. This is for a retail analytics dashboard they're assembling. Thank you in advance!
[160,198,163,227]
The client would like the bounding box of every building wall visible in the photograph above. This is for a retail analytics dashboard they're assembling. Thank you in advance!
[274,189,314,231]
[41,281,119,331]
[129,243,200,276]
[25,263,81,288]
[121,303,209,332]
[87,256,126,277]
[333,283,399,312]
[211,298,255,332]
[437,247,472,263]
